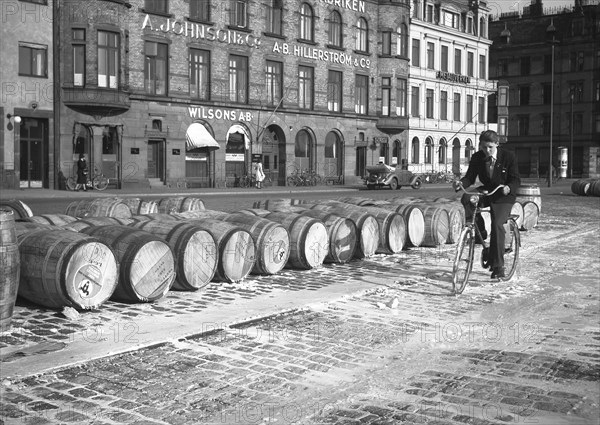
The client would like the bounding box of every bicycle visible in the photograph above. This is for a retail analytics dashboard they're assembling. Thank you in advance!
[239,174,273,188]
[66,165,109,191]
[452,184,521,295]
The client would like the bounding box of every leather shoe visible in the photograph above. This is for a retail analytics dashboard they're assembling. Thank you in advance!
[481,247,491,270]
[491,267,505,279]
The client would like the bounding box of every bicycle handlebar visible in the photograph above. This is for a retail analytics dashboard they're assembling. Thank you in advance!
[454,183,506,197]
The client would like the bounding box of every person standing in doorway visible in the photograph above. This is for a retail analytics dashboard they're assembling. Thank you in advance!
[75,153,88,192]
[254,158,265,189]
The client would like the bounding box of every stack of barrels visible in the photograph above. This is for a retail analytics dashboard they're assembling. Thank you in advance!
[571,179,600,197]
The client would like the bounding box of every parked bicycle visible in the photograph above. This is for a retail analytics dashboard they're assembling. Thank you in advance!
[239,173,272,188]
[287,169,321,186]
[66,165,109,191]
[452,184,521,295]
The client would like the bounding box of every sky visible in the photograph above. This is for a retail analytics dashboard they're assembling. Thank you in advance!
[488,0,575,16]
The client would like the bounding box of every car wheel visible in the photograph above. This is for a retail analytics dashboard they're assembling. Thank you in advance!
[411,179,422,189]
[389,178,398,190]
[366,184,375,190]
[397,185,402,190]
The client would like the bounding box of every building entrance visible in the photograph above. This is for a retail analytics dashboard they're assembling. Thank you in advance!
[19,118,48,188]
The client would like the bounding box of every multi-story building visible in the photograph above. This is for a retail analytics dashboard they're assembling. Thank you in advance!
[34,0,412,191]
[406,0,496,177]
[489,0,600,178]
[1,0,55,189]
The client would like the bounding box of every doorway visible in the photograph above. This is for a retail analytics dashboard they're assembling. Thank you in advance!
[148,139,165,181]
[19,118,48,188]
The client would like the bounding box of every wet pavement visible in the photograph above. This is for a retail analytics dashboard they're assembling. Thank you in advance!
[1,181,599,425]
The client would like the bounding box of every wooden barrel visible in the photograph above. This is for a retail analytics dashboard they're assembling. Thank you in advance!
[515,185,542,214]
[80,225,176,302]
[183,218,255,282]
[293,209,357,264]
[14,221,58,237]
[590,179,600,197]
[156,197,205,213]
[236,209,272,218]
[571,179,593,196]
[252,198,292,210]
[123,198,159,215]
[349,206,405,254]
[130,213,179,223]
[379,203,425,248]
[17,229,118,309]
[0,210,20,330]
[510,202,525,230]
[417,201,463,245]
[263,212,328,269]
[129,221,218,290]
[520,201,539,231]
[24,214,78,226]
[307,204,379,258]
[419,206,450,247]
[64,217,134,232]
[336,197,391,207]
[0,200,33,220]
[65,198,132,219]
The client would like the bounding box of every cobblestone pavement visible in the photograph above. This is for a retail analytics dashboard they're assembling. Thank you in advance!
[1,188,599,424]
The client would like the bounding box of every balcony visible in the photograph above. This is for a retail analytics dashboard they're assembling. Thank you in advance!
[376,116,409,134]
[62,86,131,118]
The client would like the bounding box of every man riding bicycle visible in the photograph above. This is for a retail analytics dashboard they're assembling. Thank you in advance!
[452,130,521,279]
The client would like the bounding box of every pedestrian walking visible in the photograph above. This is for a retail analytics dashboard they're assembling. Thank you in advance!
[75,153,88,192]
[254,158,265,189]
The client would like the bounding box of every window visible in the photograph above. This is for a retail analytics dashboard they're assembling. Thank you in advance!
[569,82,584,102]
[298,66,314,110]
[426,89,434,118]
[541,114,550,135]
[411,39,420,66]
[467,16,473,34]
[382,77,391,116]
[299,3,314,41]
[570,51,584,71]
[230,0,248,28]
[519,86,530,106]
[479,54,486,79]
[295,130,311,157]
[411,86,420,117]
[520,56,530,75]
[355,18,368,52]
[573,113,583,135]
[98,31,119,89]
[229,55,248,103]
[498,117,508,137]
[438,139,447,164]
[190,0,210,21]
[396,78,407,116]
[145,0,168,14]
[328,11,342,47]
[440,91,448,120]
[454,48,461,74]
[355,74,368,114]
[267,0,283,35]
[465,139,473,159]
[190,49,210,100]
[425,4,434,22]
[144,41,167,95]
[453,92,461,121]
[443,11,460,29]
[411,137,420,164]
[265,61,283,106]
[426,42,434,69]
[467,51,474,77]
[517,115,529,136]
[544,54,553,73]
[328,70,342,112]
[382,31,391,56]
[542,84,551,104]
[397,25,408,57]
[102,127,118,155]
[466,95,473,122]
[19,43,47,77]
[424,138,432,164]
[441,46,449,72]
[497,59,508,76]
[72,29,85,86]
[478,96,485,123]
[325,132,339,158]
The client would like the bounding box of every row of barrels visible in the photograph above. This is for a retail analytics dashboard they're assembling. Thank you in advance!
[571,179,600,197]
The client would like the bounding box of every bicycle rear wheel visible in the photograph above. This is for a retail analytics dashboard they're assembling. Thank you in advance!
[502,220,520,281]
[452,228,475,294]
[66,176,77,191]
[93,174,109,191]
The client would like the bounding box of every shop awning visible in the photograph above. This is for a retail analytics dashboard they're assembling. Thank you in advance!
[226,125,251,150]
[186,123,220,150]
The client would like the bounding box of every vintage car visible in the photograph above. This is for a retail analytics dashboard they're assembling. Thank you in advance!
[364,164,422,190]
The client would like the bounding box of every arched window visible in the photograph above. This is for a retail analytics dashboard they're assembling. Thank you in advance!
[325,132,339,158]
[295,130,311,157]
[424,137,433,164]
[464,139,473,160]
[355,18,368,52]
[397,24,408,57]
[299,3,314,42]
[438,138,447,164]
[328,11,342,47]
[392,140,400,166]
[411,137,420,164]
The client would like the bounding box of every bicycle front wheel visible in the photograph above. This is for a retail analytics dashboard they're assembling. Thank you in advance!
[452,228,475,295]
[93,175,109,191]
[503,220,520,281]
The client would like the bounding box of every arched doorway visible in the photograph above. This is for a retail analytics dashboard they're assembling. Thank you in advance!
[260,124,286,186]
[324,130,344,180]
[185,121,219,187]
[294,129,315,176]
[452,138,461,175]
[225,124,251,183]
[411,137,420,165]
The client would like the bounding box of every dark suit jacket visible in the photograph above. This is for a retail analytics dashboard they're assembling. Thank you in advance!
[460,149,521,204]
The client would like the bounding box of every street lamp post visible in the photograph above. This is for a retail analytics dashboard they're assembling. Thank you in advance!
[546,19,559,188]
[570,90,574,179]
